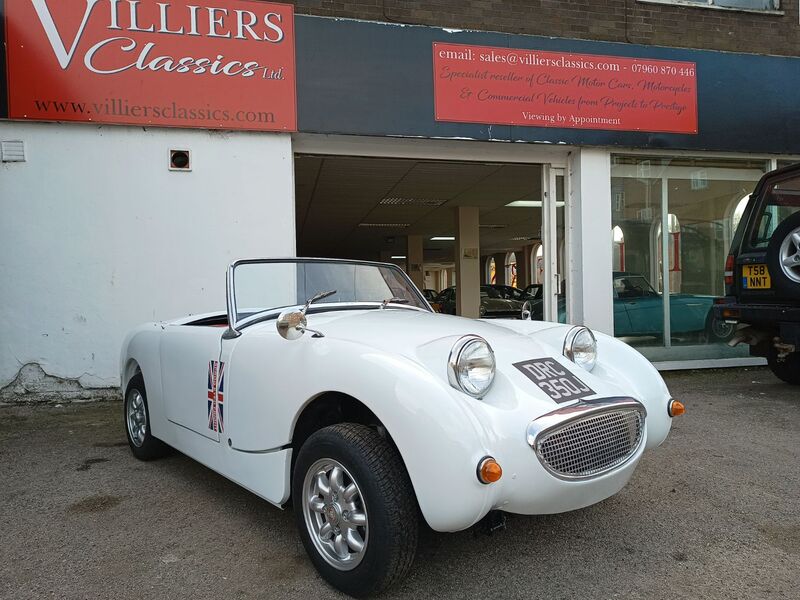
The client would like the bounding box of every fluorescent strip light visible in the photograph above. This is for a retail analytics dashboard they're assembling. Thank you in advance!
[505,200,565,208]
[380,197,445,206]
[391,255,407,259]
[430,236,455,241]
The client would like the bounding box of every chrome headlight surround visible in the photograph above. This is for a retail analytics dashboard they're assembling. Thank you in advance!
[563,326,597,372]
[447,335,496,399]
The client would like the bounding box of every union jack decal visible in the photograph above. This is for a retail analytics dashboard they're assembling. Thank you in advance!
[207,360,225,433]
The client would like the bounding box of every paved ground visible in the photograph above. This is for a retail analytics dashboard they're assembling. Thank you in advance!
[1,368,798,600]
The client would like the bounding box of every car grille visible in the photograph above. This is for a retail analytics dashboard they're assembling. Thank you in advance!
[534,408,644,479]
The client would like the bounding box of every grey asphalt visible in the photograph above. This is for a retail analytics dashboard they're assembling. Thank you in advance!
[1,368,798,600]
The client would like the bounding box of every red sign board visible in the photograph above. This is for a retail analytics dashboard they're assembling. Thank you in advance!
[433,43,697,134]
[5,0,296,131]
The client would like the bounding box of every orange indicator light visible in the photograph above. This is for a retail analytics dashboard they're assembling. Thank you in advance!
[477,457,503,484]
[668,399,686,418]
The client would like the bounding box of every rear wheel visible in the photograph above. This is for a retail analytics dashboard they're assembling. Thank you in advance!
[292,423,418,597]
[766,211,800,296]
[767,349,800,385]
[124,374,171,460]
[704,311,736,343]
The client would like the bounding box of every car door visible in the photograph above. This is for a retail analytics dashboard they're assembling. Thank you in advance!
[160,324,225,442]
[217,326,293,452]
[669,295,712,334]
[612,288,633,336]
[615,276,662,336]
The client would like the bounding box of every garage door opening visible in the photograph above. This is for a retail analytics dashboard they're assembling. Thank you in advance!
[294,154,566,321]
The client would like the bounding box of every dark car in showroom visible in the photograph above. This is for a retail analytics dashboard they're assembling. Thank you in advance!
[714,163,800,384]
[485,284,539,303]
[435,286,527,318]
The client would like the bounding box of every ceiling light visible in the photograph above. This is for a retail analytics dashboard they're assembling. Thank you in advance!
[358,223,411,228]
[391,255,407,259]
[505,200,565,208]
[380,197,445,206]
[431,236,455,241]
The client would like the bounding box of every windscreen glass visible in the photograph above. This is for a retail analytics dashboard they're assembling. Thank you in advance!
[233,261,428,323]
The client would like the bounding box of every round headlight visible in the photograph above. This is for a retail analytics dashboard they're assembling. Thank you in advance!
[563,326,597,371]
[448,335,496,398]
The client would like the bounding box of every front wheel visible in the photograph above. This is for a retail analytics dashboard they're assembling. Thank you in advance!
[292,423,418,597]
[124,374,171,460]
[767,350,800,385]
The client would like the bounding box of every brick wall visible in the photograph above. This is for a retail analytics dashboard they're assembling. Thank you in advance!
[289,0,799,56]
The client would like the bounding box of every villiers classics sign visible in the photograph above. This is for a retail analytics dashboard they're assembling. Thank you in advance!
[5,0,296,131]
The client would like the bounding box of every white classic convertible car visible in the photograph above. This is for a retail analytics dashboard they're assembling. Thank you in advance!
[121,258,683,596]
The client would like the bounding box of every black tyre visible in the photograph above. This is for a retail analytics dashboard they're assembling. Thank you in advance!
[767,350,800,385]
[766,211,800,297]
[124,374,171,460]
[704,310,736,343]
[292,423,418,597]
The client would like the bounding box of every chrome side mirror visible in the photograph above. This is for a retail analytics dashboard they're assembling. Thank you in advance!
[521,301,532,321]
[277,309,307,340]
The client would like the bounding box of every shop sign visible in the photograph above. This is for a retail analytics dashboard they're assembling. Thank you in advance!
[433,42,697,134]
[5,0,296,131]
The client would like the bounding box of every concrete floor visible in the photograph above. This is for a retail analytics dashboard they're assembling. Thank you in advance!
[1,368,798,599]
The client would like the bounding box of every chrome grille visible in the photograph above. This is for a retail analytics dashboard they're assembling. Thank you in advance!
[535,408,644,479]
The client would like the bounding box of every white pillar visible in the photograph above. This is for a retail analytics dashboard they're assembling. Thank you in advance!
[567,149,614,335]
[406,235,425,290]
[455,207,481,318]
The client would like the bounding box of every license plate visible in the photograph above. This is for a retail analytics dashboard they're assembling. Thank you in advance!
[513,358,595,403]
[742,264,771,289]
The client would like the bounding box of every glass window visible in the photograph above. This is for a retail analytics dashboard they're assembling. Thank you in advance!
[612,226,626,272]
[611,155,768,362]
[533,245,543,284]
[750,172,800,249]
[640,0,779,11]
[506,252,517,288]
[731,194,750,238]
[610,161,665,350]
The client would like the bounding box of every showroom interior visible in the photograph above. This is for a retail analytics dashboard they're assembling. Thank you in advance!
[294,154,563,296]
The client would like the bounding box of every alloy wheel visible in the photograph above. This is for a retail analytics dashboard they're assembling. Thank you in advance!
[302,458,369,571]
[779,226,800,284]
[126,389,147,447]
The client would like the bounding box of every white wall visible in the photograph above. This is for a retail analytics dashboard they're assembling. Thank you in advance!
[567,148,614,335]
[0,122,295,389]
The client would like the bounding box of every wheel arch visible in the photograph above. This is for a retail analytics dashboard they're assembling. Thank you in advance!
[121,358,142,394]
[288,391,413,500]
[291,391,389,455]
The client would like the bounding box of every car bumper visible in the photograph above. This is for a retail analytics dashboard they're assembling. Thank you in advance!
[424,397,652,532]
[713,301,800,327]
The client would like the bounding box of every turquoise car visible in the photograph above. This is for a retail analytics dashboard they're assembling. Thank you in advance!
[533,273,733,341]
[612,272,732,341]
